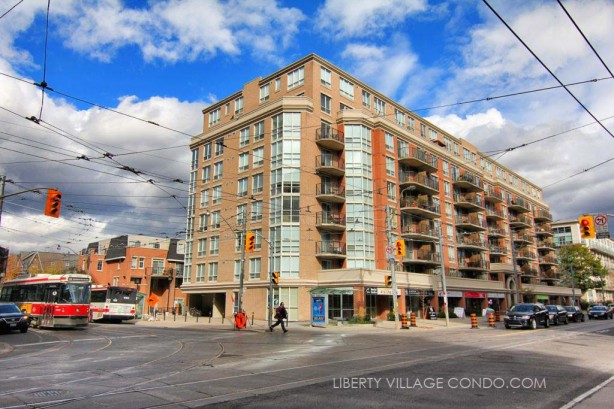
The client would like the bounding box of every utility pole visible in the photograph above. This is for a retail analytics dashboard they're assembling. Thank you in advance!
[509,226,520,305]
[386,206,400,330]
[0,176,5,225]
[268,239,274,329]
[237,208,247,315]
[438,226,449,327]
[570,264,576,306]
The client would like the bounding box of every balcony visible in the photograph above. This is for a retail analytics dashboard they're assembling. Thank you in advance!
[398,171,439,195]
[541,269,560,282]
[315,155,345,177]
[487,227,507,237]
[401,249,440,266]
[397,147,438,172]
[507,197,532,213]
[485,208,505,220]
[533,208,553,222]
[316,183,345,203]
[315,241,346,259]
[456,236,488,251]
[516,250,536,261]
[148,266,171,279]
[453,193,485,211]
[509,215,533,229]
[520,265,539,277]
[513,234,533,245]
[315,128,344,151]
[535,223,553,236]
[452,172,483,192]
[537,239,555,250]
[485,188,504,203]
[315,212,346,232]
[458,259,490,271]
[538,255,558,266]
[455,215,487,231]
[489,245,507,255]
[400,197,441,219]
[400,224,438,241]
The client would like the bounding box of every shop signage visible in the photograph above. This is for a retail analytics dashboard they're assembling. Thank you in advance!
[311,295,328,327]
[464,291,486,298]
[365,287,401,296]
[487,292,505,299]
[439,290,463,298]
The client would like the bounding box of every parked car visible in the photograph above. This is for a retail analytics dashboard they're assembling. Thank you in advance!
[546,305,569,325]
[504,303,550,329]
[608,304,614,314]
[564,306,585,322]
[0,302,29,333]
[588,305,613,320]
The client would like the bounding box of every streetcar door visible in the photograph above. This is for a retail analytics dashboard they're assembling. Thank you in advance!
[41,284,59,327]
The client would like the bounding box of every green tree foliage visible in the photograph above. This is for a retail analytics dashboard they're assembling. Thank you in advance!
[557,244,608,291]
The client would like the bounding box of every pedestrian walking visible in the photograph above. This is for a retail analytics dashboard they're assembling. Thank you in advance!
[270,302,288,333]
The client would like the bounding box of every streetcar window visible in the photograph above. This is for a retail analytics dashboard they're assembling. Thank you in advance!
[90,290,107,303]
[108,288,137,304]
[60,284,90,304]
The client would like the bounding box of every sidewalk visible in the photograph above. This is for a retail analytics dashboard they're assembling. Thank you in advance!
[562,376,614,409]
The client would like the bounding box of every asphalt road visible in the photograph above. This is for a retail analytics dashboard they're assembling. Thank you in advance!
[0,318,613,409]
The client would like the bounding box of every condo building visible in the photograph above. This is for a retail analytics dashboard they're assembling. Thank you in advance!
[183,54,572,321]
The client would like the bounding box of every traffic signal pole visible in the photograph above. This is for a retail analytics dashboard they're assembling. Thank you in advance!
[386,207,400,330]
[237,209,247,315]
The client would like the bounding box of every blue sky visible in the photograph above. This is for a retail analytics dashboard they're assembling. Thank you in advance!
[1,0,613,253]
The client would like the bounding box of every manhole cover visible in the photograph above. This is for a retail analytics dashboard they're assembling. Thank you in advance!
[32,390,67,397]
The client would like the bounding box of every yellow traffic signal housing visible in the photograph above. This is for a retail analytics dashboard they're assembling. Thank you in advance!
[578,215,596,239]
[245,232,256,252]
[395,239,406,256]
[385,275,392,287]
[271,272,280,285]
[44,189,62,218]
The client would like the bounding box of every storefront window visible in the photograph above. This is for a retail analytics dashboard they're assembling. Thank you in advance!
[329,294,354,320]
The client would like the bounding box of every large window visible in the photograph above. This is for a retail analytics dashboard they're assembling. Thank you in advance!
[202,165,211,182]
[208,262,218,281]
[252,173,264,194]
[203,143,212,160]
[240,127,250,147]
[259,83,270,102]
[253,147,264,168]
[238,178,248,197]
[234,97,243,114]
[196,264,205,282]
[210,237,219,255]
[212,185,222,204]
[385,156,395,176]
[385,132,394,151]
[251,200,263,221]
[321,93,331,114]
[213,161,223,180]
[200,189,209,208]
[374,97,385,115]
[254,121,265,141]
[208,108,220,127]
[249,258,261,280]
[287,66,304,89]
[362,90,371,108]
[239,152,249,172]
[215,138,224,155]
[339,77,354,99]
[395,109,405,126]
[321,66,331,87]
[197,239,207,257]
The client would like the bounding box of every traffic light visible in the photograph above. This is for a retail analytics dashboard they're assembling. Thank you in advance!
[385,275,392,287]
[578,215,596,239]
[395,239,406,256]
[44,189,62,218]
[245,232,255,252]
[271,272,280,285]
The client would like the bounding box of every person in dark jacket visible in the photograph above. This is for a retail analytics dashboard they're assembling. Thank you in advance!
[270,302,288,333]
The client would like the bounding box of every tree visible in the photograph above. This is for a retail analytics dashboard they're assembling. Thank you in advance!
[557,244,608,292]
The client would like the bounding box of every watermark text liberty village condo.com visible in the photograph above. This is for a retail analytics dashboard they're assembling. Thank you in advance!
[333,377,547,390]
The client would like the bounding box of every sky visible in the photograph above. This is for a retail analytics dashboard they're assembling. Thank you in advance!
[0,0,613,254]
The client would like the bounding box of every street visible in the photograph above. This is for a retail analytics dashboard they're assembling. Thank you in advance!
[0,317,613,408]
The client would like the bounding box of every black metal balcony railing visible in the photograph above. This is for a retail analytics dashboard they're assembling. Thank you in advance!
[401,224,438,237]
[316,183,345,197]
[516,250,536,260]
[535,223,553,236]
[455,215,487,229]
[489,245,506,254]
[485,188,504,202]
[404,249,440,263]
[485,208,505,219]
[315,211,345,227]
[539,256,557,265]
[398,171,439,193]
[509,215,533,227]
[457,237,488,248]
[397,146,438,170]
[537,239,554,248]
[453,193,484,208]
[315,155,345,176]
[400,197,441,214]
[508,197,532,213]
[487,227,507,237]
[315,241,346,256]
[533,208,553,221]
[513,234,533,243]
[316,128,344,144]
[458,259,490,270]
[453,172,483,190]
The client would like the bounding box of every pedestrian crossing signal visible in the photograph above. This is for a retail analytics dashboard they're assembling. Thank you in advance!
[385,275,392,287]
[272,272,280,285]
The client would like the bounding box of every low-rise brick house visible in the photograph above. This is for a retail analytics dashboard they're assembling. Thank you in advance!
[83,235,185,316]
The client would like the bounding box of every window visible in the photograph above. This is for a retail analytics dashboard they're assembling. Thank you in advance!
[213,161,223,180]
[321,93,331,114]
[274,78,281,92]
[237,204,247,225]
[202,165,211,182]
[199,213,209,231]
[234,260,241,280]
[444,181,450,197]
[196,264,205,282]
[210,236,219,255]
[238,178,248,197]
[239,152,249,172]
[340,103,351,110]
[215,138,224,155]
[224,103,229,115]
[249,258,261,280]
[339,77,354,99]
[442,160,449,176]
[362,90,371,108]
[385,132,394,151]
[453,142,459,156]
[139,257,145,269]
[387,181,396,201]
[445,202,453,217]
[198,238,207,257]
[203,143,212,160]
[407,117,415,131]
[208,262,218,281]
[208,108,220,127]
[385,156,395,176]
[463,148,471,162]
[234,97,243,114]
[429,128,437,140]
[200,189,210,208]
[254,121,264,141]
[374,97,385,115]
[259,83,270,102]
[253,147,264,168]
[251,200,263,221]
[211,210,221,228]
[212,185,222,204]
[240,127,250,147]
[287,66,304,89]
[131,257,137,269]
[420,124,426,138]
[321,67,331,87]
[252,173,264,194]
[395,109,405,126]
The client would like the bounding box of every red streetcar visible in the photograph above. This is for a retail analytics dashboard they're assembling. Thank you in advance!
[0,274,91,328]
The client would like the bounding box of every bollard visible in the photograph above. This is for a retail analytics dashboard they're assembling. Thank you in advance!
[470,313,479,329]
[410,311,417,327]
[209,310,212,324]
[400,314,409,329]
[488,312,496,328]
[251,312,254,326]
[222,313,225,324]
[495,310,501,322]
[184,312,187,322]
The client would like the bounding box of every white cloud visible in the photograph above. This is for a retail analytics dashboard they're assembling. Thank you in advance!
[427,108,506,139]
[315,0,426,38]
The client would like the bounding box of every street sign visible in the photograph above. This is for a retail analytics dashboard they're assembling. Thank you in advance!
[594,214,610,239]
[385,245,394,254]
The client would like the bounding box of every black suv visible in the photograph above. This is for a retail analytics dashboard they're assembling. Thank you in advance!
[0,302,29,333]
[504,303,550,329]
[546,305,569,325]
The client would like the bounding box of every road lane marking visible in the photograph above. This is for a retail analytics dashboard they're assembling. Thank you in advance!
[559,374,614,409]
